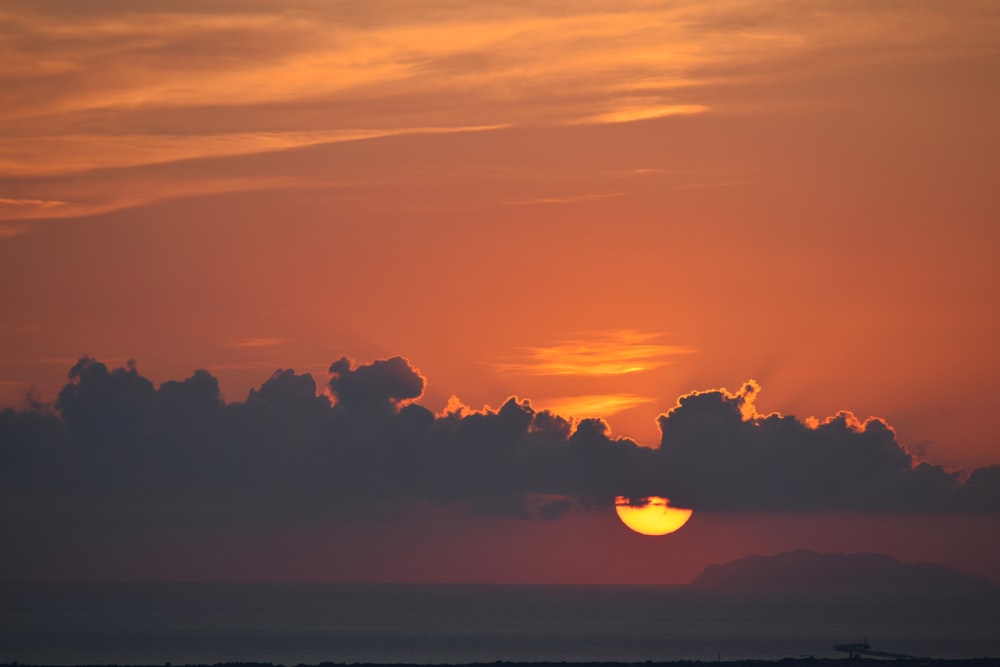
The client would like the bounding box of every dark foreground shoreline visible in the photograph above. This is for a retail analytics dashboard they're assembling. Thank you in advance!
[5,660,1000,667]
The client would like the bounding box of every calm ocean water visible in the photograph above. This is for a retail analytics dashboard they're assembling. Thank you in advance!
[1,583,998,664]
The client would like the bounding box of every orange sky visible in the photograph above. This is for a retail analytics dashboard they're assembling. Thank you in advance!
[1,1,999,582]
[3,0,998,463]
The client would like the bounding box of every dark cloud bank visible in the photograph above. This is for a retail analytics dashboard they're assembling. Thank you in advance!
[1,356,998,540]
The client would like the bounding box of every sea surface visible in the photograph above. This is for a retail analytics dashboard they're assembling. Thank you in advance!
[2,583,999,665]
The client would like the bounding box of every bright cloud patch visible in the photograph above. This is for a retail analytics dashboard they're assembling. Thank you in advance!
[497,330,693,376]
[539,394,655,418]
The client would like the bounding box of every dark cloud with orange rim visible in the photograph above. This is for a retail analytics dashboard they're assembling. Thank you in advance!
[2,355,997,545]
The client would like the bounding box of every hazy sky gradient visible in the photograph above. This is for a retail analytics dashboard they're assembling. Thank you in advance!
[1,0,998,583]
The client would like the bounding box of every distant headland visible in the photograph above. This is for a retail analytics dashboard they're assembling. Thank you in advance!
[691,548,990,589]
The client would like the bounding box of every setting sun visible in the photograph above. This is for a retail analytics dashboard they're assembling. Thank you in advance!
[615,496,693,536]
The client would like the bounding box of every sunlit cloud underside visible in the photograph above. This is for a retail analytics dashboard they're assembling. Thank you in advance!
[497,331,693,377]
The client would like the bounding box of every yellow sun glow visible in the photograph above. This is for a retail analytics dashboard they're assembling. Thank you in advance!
[614,496,693,536]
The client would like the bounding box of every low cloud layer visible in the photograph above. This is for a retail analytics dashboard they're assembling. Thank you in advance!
[1,356,998,545]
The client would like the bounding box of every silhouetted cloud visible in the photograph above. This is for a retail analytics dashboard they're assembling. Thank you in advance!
[1,357,998,550]
[328,356,424,411]
[655,381,982,512]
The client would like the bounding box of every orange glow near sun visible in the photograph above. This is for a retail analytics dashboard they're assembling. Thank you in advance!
[540,393,654,418]
[615,496,693,536]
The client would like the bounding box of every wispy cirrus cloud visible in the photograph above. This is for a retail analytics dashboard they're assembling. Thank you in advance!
[3,0,997,222]
[0,198,68,225]
[0,174,314,223]
[0,197,66,208]
[0,123,510,223]
[497,330,693,377]
[577,103,708,125]
[675,180,750,191]
[227,337,287,349]
[501,192,624,206]
[0,125,510,179]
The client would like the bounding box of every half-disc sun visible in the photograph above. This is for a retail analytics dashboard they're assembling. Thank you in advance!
[615,496,693,536]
